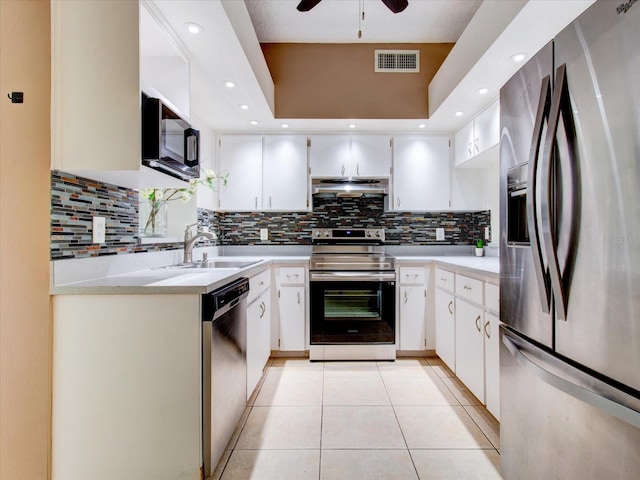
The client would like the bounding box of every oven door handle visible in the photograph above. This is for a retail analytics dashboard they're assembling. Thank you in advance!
[310,272,396,282]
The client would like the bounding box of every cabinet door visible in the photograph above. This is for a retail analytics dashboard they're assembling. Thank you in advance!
[484,311,500,420]
[399,286,427,350]
[455,298,485,402]
[435,288,455,371]
[351,135,391,177]
[474,100,500,154]
[454,121,474,166]
[392,136,450,210]
[218,135,263,210]
[263,135,309,211]
[247,293,270,400]
[278,286,306,351]
[309,135,351,177]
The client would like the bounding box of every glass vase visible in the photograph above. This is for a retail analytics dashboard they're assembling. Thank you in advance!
[139,200,168,237]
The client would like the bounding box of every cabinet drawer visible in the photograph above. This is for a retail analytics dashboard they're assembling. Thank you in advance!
[399,267,426,285]
[249,269,271,303]
[485,283,499,313]
[278,267,306,285]
[435,268,455,292]
[456,274,483,306]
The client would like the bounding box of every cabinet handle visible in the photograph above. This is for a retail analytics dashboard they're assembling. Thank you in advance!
[484,320,491,339]
[475,315,482,332]
[356,163,360,176]
[341,164,345,176]
[447,301,453,315]
[404,291,408,303]
[474,137,479,153]
[287,274,299,279]
[464,285,472,291]
[467,142,472,156]
[259,301,266,318]
[397,196,401,208]
[440,277,447,282]
[297,291,301,304]
[259,280,264,286]
[255,196,258,209]
[269,196,272,208]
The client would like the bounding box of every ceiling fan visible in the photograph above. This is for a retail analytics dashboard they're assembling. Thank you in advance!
[297,0,409,14]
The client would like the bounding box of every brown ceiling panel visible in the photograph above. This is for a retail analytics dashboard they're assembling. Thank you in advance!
[261,43,453,119]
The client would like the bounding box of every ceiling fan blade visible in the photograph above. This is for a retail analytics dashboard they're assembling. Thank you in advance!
[297,0,323,12]
[381,0,408,14]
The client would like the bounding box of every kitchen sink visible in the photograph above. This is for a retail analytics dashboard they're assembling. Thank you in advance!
[155,260,261,270]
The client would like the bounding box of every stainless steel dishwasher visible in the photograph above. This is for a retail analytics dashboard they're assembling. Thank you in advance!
[201,277,249,477]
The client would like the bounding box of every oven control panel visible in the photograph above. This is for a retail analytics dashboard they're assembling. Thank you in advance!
[312,228,385,242]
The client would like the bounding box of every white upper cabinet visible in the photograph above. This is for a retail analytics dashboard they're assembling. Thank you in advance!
[218,135,263,211]
[309,135,391,177]
[217,135,309,211]
[350,135,393,177]
[391,135,451,211]
[263,136,309,211]
[454,99,500,168]
[51,1,186,188]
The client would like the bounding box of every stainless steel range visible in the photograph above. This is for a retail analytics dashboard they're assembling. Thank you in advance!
[309,228,396,361]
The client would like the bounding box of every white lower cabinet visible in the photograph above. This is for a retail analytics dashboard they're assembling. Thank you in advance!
[434,266,500,420]
[246,288,271,400]
[247,269,272,399]
[398,266,429,351]
[484,311,500,420]
[454,298,485,402]
[399,285,427,350]
[273,266,307,352]
[435,287,456,371]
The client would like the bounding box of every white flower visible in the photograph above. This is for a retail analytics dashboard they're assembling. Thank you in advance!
[181,190,193,202]
[205,169,216,179]
[154,189,164,200]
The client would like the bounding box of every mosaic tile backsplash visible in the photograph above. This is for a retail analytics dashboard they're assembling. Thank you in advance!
[51,172,490,259]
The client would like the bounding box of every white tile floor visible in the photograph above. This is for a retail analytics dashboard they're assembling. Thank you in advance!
[211,357,502,480]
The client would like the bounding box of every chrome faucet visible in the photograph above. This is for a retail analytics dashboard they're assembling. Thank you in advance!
[183,223,217,263]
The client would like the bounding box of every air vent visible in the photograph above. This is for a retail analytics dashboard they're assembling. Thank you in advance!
[374,50,419,73]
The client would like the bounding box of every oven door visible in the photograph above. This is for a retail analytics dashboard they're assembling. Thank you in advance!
[310,272,396,345]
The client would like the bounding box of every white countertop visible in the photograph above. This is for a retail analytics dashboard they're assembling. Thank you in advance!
[51,251,498,295]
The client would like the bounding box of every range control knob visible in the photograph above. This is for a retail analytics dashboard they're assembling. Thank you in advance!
[366,231,373,237]
[324,231,331,237]
[375,231,381,238]
[315,230,322,237]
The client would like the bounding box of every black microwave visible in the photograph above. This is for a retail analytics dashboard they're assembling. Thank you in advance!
[141,92,200,181]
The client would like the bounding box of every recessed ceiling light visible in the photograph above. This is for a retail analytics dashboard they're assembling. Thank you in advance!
[281,123,289,128]
[477,87,489,95]
[224,81,235,88]
[348,123,357,129]
[249,120,258,125]
[455,111,464,117]
[239,104,249,110]
[511,53,527,62]
[184,22,203,34]
[418,123,426,129]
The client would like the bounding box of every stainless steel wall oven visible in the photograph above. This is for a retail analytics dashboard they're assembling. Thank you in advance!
[309,228,396,361]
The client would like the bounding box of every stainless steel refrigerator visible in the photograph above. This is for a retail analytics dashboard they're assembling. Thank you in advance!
[499,0,640,478]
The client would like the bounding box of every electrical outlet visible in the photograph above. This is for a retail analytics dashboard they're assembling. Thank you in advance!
[260,228,268,241]
[485,226,490,240]
[435,228,445,241]
[92,216,106,244]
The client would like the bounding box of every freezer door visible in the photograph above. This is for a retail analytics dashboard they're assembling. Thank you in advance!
[500,327,640,480]
[499,43,554,348]
[551,0,640,392]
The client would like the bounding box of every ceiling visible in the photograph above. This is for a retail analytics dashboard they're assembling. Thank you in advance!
[244,0,482,43]
[141,0,595,134]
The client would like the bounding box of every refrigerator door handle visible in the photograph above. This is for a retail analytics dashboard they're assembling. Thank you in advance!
[540,64,572,321]
[502,328,640,430]
[527,74,553,314]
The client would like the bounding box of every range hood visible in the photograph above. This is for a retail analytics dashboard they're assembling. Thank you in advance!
[311,178,389,197]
